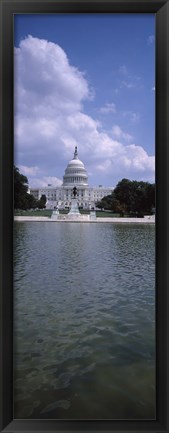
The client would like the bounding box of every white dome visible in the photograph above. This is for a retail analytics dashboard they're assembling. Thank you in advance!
[63,147,88,186]
[67,158,85,168]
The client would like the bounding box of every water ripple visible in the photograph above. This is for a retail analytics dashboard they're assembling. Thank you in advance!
[14,222,155,419]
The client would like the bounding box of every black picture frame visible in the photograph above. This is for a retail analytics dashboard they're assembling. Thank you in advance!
[0,0,169,432]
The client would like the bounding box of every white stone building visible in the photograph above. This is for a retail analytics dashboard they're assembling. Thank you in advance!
[30,147,113,210]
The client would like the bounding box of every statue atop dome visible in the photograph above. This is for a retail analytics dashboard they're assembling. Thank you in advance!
[73,146,78,159]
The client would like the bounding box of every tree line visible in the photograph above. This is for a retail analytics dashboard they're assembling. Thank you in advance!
[97,178,155,217]
[14,166,46,210]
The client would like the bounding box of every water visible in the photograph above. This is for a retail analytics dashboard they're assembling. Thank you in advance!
[14,222,155,420]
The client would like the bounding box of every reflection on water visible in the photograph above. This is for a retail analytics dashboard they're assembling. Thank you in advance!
[14,222,155,419]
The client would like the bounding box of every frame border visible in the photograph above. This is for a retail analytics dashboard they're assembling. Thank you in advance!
[0,1,169,432]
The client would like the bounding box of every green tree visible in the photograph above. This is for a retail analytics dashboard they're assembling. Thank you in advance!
[14,166,38,210]
[96,193,114,210]
[111,194,127,216]
[113,179,135,213]
[37,194,46,209]
[113,178,155,216]
[26,193,38,209]
[142,183,155,213]
[14,166,29,209]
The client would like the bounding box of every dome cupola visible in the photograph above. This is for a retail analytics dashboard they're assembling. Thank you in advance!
[63,147,88,186]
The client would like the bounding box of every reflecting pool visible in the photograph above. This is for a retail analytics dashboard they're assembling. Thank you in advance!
[14,222,155,419]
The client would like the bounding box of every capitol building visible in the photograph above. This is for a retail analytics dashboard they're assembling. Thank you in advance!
[30,147,113,210]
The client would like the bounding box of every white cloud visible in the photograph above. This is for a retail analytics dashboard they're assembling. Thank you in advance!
[123,111,140,123]
[96,159,112,172]
[118,65,141,91]
[112,125,133,142]
[30,176,62,188]
[96,143,155,182]
[147,35,155,45]
[100,102,116,114]
[123,144,155,171]
[14,36,154,187]
[14,35,90,117]
[19,165,40,176]
[18,165,62,187]
[130,112,140,123]
[119,65,128,75]
[121,81,136,89]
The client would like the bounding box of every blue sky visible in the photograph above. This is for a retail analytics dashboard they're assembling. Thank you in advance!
[14,14,155,188]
